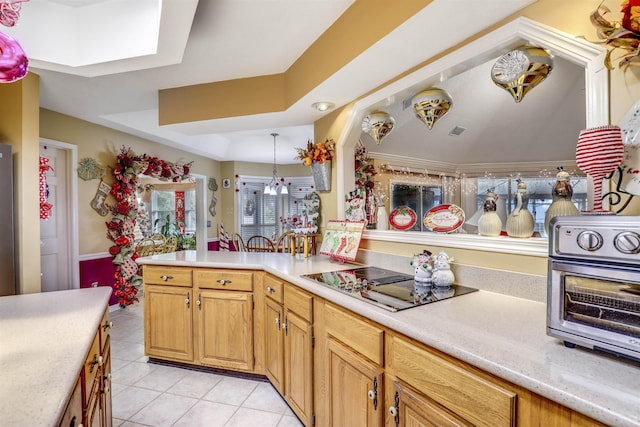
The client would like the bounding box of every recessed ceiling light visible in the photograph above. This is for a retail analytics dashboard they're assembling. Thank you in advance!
[312,102,335,112]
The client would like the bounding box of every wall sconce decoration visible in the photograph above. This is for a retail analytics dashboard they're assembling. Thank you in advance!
[412,88,453,130]
[362,111,395,144]
[490,45,553,103]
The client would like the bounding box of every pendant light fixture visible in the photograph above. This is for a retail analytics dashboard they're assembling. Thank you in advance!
[264,132,288,195]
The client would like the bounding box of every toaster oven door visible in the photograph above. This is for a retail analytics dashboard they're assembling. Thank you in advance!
[547,259,640,358]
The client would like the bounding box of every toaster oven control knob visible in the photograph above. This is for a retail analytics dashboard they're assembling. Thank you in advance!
[577,230,603,251]
[614,231,640,254]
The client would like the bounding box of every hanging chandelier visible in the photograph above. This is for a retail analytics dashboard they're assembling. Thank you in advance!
[264,132,289,196]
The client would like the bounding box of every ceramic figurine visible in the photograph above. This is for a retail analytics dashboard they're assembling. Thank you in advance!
[477,190,502,237]
[506,180,535,238]
[432,250,455,287]
[412,250,433,283]
[544,167,579,235]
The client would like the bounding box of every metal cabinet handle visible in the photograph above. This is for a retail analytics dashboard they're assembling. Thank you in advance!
[266,286,275,293]
[186,292,190,308]
[281,314,288,335]
[275,311,281,328]
[391,391,400,426]
[216,279,231,285]
[368,377,378,410]
[102,320,113,331]
[160,275,173,281]
[89,354,103,373]
[197,293,201,309]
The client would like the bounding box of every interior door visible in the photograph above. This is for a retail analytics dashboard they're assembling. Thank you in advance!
[39,144,70,292]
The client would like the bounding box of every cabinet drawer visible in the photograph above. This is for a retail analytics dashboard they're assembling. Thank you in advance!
[58,377,82,427]
[83,332,101,405]
[264,274,284,303]
[194,269,253,291]
[284,284,313,322]
[143,266,192,287]
[388,335,516,427]
[324,303,384,365]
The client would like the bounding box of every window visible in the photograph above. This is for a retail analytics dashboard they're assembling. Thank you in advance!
[149,188,196,235]
[462,175,588,236]
[237,176,315,241]
[390,182,443,231]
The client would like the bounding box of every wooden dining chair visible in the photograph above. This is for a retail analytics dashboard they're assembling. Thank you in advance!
[274,230,295,253]
[232,233,246,252]
[246,235,276,252]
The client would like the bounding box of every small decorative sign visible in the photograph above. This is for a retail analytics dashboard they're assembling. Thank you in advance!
[320,220,366,262]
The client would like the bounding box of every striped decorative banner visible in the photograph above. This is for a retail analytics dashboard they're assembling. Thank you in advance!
[576,125,624,211]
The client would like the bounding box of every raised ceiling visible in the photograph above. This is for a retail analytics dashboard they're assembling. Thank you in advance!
[3,0,537,164]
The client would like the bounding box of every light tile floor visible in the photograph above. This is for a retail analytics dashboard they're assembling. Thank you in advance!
[109,299,303,427]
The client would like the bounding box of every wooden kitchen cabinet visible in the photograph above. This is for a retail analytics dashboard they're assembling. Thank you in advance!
[386,333,516,427]
[197,289,254,370]
[327,338,384,426]
[262,274,314,426]
[386,378,473,427]
[144,284,194,362]
[144,266,256,372]
[315,300,385,427]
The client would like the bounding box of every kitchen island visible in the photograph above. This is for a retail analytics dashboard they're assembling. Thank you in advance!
[138,250,640,427]
[0,287,112,427]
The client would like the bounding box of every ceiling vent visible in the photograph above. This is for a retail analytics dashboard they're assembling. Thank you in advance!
[449,126,466,136]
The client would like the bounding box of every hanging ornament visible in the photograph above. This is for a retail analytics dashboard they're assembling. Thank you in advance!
[362,111,395,144]
[0,31,28,82]
[490,46,553,103]
[412,88,453,130]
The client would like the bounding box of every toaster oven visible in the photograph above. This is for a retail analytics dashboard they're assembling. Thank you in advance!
[547,216,640,361]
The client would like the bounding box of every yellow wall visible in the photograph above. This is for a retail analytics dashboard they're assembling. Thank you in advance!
[39,109,222,255]
[0,73,41,294]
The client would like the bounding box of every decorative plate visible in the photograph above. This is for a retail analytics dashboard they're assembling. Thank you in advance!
[423,204,465,233]
[614,98,640,196]
[389,206,417,231]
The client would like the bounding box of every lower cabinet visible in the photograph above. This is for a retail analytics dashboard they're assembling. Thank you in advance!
[315,300,385,427]
[197,289,254,370]
[143,266,256,372]
[386,379,472,427]
[263,274,314,426]
[327,338,384,427]
[60,308,112,427]
[143,265,608,427]
[145,284,194,362]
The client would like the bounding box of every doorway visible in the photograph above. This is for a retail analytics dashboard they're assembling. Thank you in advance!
[39,138,79,291]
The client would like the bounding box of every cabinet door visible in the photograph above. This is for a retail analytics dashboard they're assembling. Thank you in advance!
[327,338,383,427]
[264,298,284,393]
[284,310,313,426]
[144,285,194,362]
[198,290,254,371]
[387,379,472,427]
[100,338,112,427]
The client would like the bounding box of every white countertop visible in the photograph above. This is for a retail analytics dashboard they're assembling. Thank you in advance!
[139,250,640,427]
[0,287,112,427]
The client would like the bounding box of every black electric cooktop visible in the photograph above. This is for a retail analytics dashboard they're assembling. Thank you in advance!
[302,266,477,312]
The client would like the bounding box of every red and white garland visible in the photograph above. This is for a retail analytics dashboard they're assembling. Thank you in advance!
[39,156,53,220]
[106,146,192,307]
